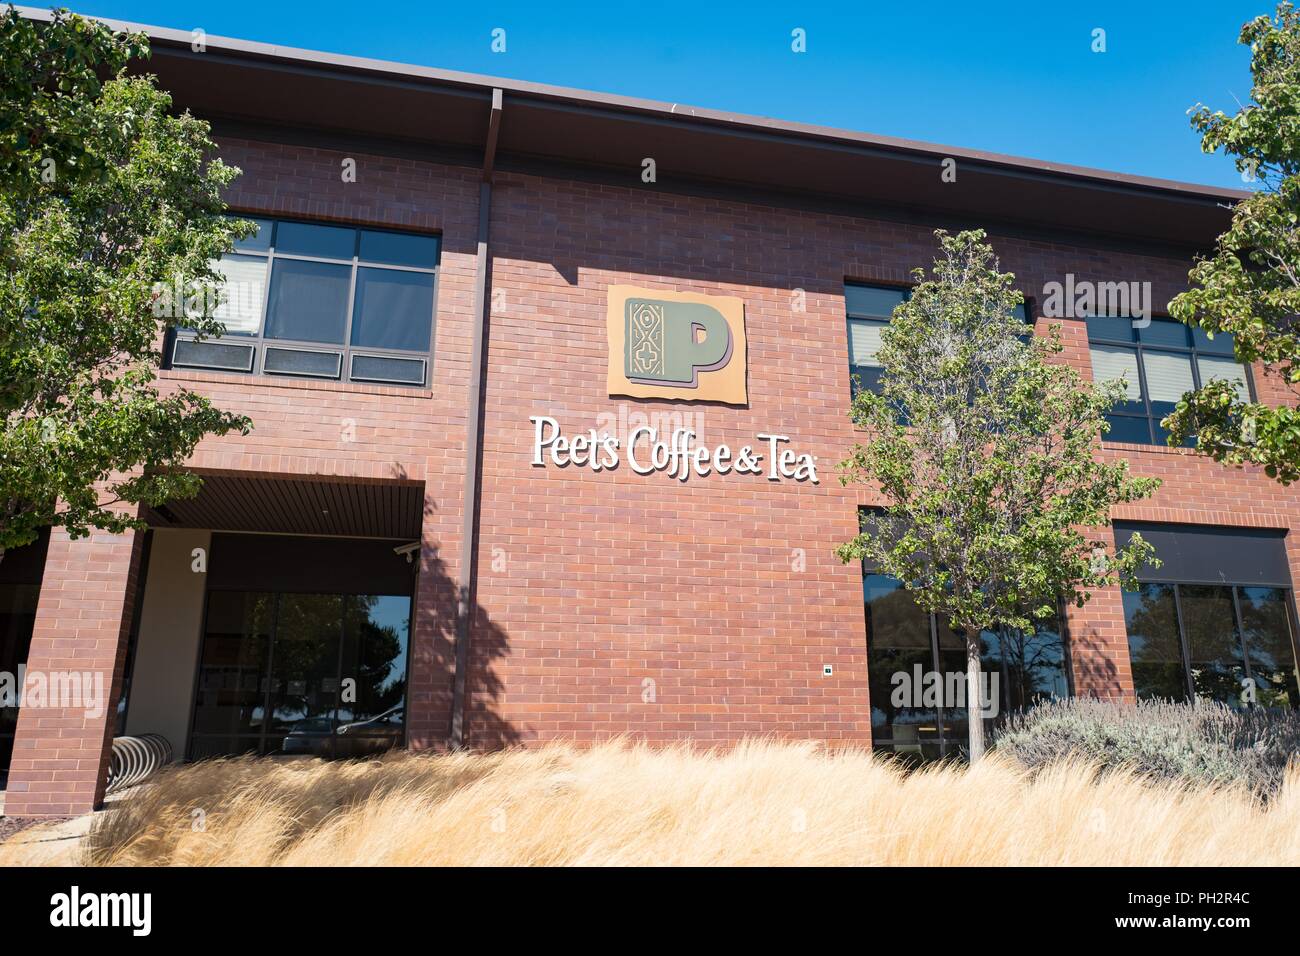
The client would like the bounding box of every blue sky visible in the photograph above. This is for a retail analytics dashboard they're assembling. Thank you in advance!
[54,0,1270,189]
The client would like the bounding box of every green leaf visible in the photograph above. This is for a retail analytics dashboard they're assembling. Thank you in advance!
[0,7,253,552]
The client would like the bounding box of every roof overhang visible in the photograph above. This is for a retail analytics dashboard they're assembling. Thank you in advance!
[145,472,424,540]
[19,6,1249,252]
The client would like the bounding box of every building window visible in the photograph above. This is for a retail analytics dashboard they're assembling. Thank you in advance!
[189,591,412,759]
[1117,522,1300,708]
[0,529,48,777]
[845,283,1030,396]
[169,217,439,387]
[1086,316,1252,445]
[1123,583,1300,707]
[863,571,1070,761]
[846,285,908,395]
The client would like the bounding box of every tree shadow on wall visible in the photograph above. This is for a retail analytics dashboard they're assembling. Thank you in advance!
[1068,622,1123,699]
[404,476,521,752]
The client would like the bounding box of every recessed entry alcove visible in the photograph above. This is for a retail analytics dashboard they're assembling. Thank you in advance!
[121,473,425,761]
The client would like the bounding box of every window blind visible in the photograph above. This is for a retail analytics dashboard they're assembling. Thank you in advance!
[1089,345,1141,400]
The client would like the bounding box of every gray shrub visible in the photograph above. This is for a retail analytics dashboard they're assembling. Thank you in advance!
[993,697,1300,797]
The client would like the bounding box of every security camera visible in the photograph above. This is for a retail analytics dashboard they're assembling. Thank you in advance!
[393,541,421,563]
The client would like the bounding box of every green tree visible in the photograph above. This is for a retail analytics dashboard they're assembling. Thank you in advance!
[0,6,251,561]
[837,230,1160,761]
[1165,3,1300,481]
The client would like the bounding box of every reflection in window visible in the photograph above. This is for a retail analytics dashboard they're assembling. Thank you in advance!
[1238,587,1300,708]
[863,573,1070,761]
[1122,584,1189,701]
[268,594,345,736]
[865,574,938,759]
[1086,316,1253,445]
[1181,585,1249,709]
[190,591,410,759]
[1122,581,1300,709]
[1002,618,1071,709]
[338,595,410,728]
[191,591,273,754]
[934,616,976,755]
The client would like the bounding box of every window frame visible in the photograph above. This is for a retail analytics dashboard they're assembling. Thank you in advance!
[167,216,440,388]
[1087,316,1255,446]
[1123,578,1300,708]
[844,282,1035,398]
[862,568,1073,760]
[845,282,910,398]
[186,588,415,759]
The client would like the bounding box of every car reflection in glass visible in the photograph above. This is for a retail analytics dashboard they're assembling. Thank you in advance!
[279,706,404,757]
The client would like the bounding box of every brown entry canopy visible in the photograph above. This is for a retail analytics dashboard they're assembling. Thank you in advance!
[145,472,424,540]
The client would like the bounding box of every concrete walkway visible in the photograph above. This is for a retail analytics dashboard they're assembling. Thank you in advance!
[0,788,137,866]
[0,812,91,865]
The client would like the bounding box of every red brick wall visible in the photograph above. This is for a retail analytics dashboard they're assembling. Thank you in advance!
[12,135,1300,814]
[468,168,1298,744]
[162,137,487,751]
[5,526,144,816]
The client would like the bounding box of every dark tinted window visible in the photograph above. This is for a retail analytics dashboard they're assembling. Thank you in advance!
[1122,583,1188,701]
[1122,574,1299,710]
[1138,318,1191,348]
[1192,327,1236,355]
[350,268,435,351]
[1180,585,1248,708]
[359,230,440,269]
[177,218,441,387]
[274,221,356,259]
[1238,587,1300,708]
[264,259,352,344]
[846,284,908,396]
[191,591,410,759]
[232,217,273,253]
[863,568,1069,762]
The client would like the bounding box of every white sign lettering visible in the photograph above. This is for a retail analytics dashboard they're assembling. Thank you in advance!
[529,416,818,484]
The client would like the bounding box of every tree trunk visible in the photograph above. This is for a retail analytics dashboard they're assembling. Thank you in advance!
[965,628,986,763]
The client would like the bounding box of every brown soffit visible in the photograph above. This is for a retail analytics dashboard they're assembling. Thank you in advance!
[144,472,424,540]
[18,6,1250,250]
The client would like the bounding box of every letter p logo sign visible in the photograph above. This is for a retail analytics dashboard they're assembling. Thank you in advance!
[625,298,732,387]
[606,286,747,405]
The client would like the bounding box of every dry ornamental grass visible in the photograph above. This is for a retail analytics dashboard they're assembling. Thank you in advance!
[3,739,1298,866]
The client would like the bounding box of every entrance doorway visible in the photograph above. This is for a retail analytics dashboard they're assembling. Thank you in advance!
[189,590,411,759]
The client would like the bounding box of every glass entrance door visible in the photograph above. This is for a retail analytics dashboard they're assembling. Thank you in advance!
[189,591,410,760]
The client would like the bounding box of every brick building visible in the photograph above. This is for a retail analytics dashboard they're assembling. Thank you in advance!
[3,11,1297,816]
